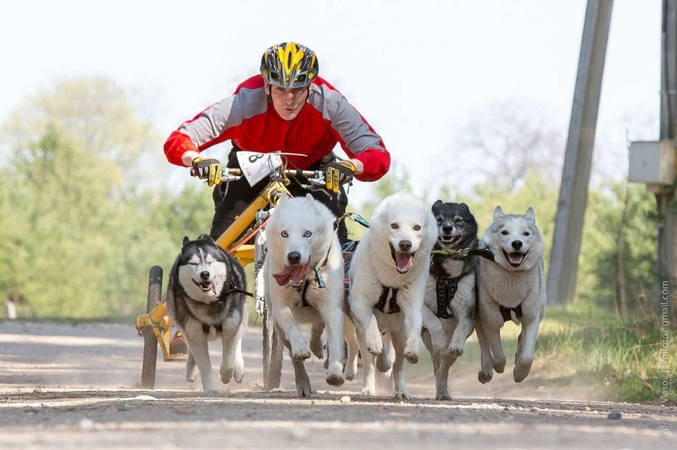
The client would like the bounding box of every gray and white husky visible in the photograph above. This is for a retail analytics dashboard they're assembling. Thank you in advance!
[421,200,479,400]
[476,206,546,384]
[264,194,348,398]
[166,235,248,392]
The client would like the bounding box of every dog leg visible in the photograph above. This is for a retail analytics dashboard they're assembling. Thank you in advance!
[356,328,376,395]
[186,335,217,392]
[343,317,359,381]
[318,305,345,387]
[309,322,325,360]
[185,349,198,383]
[219,311,245,385]
[513,318,540,383]
[422,307,448,357]
[434,355,456,401]
[448,313,474,358]
[401,305,422,364]
[350,298,383,355]
[375,332,393,373]
[421,328,438,372]
[475,319,494,384]
[276,323,313,397]
[390,331,411,400]
[482,320,506,373]
[273,305,311,361]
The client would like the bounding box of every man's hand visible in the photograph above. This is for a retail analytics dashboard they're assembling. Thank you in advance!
[191,157,222,187]
[324,160,356,193]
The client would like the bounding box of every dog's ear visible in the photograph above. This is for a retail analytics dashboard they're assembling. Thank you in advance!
[305,193,314,203]
[524,207,536,223]
[199,234,217,245]
[432,200,443,213]
[182,236,190,250]
[493,205,505,221]
[278,194,288,206]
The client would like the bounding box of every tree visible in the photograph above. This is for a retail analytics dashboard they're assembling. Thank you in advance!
[446,99,565,193]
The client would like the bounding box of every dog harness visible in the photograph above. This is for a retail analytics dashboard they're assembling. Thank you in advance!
[197,280,251,335]
[435,276,461,319]
[499,304,523,322]
[374,286,400,314]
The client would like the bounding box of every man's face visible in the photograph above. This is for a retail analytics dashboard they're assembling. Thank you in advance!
[267,84,309,121]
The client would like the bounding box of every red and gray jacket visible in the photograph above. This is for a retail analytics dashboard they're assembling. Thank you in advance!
[164,75,390,182]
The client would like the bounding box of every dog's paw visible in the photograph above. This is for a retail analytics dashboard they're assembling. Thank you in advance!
[310,336,324,360]
[220,366,234,385]
[404,351,419,364]
[291,346,312,362]
[296,380,313,398]
[233,360,245,384]
[447,344,464,358]
[492,359,506,374]
[326,372,345,387]
[344,361,357,381]
[375,352,392,373]
[478,370,493,384]
[360,386,376,396]
[435,392,452,401]
[393,390,412,401]
[366,337,383,356]
[186,368,198,383]
[513,360,533,383]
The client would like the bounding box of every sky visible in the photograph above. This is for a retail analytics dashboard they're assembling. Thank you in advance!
[0,0,663,204]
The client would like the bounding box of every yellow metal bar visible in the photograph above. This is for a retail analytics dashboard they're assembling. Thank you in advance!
[214,180,288,251]
[232,245,255,267]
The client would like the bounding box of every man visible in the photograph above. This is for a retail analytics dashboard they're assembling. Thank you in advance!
[164,42,390,243]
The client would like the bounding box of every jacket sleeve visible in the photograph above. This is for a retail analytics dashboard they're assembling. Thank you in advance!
[163,95,244,166]
[325,93,390,182]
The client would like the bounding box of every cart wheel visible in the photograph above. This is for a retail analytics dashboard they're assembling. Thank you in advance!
[141,265,162,389]
[262,301,283,390]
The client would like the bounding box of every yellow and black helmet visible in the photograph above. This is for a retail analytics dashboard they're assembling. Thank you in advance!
[260,42,319,89]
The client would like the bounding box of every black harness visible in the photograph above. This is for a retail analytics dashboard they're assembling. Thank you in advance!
[499,304,523,322]
[374,285,400,314]
[197,280,254,335]
[435,276,461,319]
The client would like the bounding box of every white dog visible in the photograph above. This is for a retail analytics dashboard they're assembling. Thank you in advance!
[348,192,437,399]
[476,206,546,384]
[264,194,346,397]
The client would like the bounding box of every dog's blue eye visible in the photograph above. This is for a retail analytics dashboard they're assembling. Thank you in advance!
[303,231,312,238]
[413,225,421,231]
[455,218,464,224]
[281,231,289,238]
[436,218,443,224]
[391,223,399,229]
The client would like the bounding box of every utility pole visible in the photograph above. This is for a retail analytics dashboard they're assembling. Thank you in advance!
[547,0,614,304]
[658,0,676,319]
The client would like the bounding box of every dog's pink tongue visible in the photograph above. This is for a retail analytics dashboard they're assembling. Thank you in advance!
[395,252,414,272]
[508,252,524,265]
[209,282,216,294]
[272,259,312,286]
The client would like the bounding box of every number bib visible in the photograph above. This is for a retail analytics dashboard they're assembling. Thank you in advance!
[236,151,283,186]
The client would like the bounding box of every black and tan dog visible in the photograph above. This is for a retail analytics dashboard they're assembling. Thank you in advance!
[421,200,480,400]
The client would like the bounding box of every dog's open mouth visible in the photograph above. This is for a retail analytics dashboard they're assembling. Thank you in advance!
[192,279,216,293]
[503,250,528,268]
[439,234,461,246]
[389,243,415,274]
[272,258,312,288]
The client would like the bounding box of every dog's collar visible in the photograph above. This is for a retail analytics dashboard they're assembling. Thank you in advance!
[309,234,335,289]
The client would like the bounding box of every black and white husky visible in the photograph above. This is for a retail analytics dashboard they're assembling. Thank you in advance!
[166,235,248,392]
[421,201,479,400]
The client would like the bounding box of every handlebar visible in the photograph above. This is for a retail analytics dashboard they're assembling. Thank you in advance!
[214,168,326,187]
